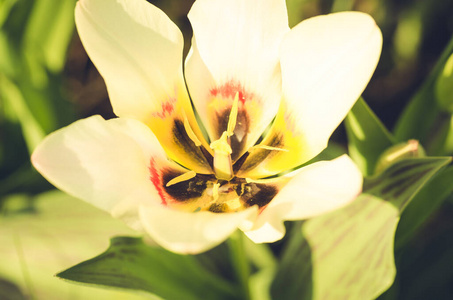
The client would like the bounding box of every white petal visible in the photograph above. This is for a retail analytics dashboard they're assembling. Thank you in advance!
[236,12,382,179]
[139,204,258,254]
[75,0,185,121]
[280,11,383,159]
[185,0,289,157]
[76,0,214,173]
[31,116,186,230]
[245,155,362,243]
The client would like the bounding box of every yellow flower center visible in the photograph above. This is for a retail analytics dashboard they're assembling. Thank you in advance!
[154,93,286,213]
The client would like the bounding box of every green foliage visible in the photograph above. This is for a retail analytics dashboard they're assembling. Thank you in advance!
[435,53,453,113]
[1,0,453,299]
[394,34,453,144]
[345,97,395,176]
[271,157,450,300]
[0,191,151,300]
[396,165,453,249]
[57,237,239,300]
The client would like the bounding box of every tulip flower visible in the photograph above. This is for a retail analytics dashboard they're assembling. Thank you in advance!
[32,0,382,254]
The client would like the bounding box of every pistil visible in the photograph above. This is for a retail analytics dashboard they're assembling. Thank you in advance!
[210,93,239,181]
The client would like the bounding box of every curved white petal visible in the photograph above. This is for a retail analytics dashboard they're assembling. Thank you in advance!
[75,0,184,120]
[245,155,362,243]
[280,12,382,161]
[139,204,258,254]
[185,0,289,158]
[76,0,213,173]
[239,12,382,178]
[31,116,186,231]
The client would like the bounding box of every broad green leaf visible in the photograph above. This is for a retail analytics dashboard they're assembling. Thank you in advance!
[0,191,149,300]
[395,165,453,248]
[271,157,450,300]
[394,34,453,142]
[345,97,395,176]
[57,237,238,300]
[391,208,453,300]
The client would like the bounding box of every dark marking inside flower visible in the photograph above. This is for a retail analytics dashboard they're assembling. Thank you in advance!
[237,132,284,173]
[216,108,250,161]
[241,183,278,208]
[162,169,209,202]
[172,119,213,168]
[209,203,228,213]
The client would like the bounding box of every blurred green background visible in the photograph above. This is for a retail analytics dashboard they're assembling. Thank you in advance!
[1,0,453,299]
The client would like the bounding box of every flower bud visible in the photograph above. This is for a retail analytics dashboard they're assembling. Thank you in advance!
[375,140,425,173]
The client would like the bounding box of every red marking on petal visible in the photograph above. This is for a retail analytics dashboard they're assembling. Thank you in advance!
[149,158,167,205]
[210,80,254,105]
[151,97,176,119]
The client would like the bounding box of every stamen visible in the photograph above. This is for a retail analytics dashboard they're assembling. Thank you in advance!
[183,114,202,147]
[249,145,289,152]
[226,92,239,136]
[212,182,220,201]
[166,170,197,187]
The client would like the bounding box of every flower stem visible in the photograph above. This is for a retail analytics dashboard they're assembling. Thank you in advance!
[228,231,251,300]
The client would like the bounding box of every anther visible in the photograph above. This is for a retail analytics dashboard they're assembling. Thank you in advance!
[166,170,197,187]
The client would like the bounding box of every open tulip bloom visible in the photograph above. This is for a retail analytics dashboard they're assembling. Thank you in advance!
[32,0,382,254]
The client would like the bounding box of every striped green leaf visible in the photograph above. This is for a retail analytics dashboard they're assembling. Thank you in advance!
[57,237,238,300]
[272,157,450,300]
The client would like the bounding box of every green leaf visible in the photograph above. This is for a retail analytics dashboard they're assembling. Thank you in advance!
[435,53,453,113]
[395,165,453,248]
[394,34,453,143]
[57,237,238,300]
[0,75,45,153]
[24,0,76,72]
[285,0,305,27]
[271,157,450,300]
[392,207,453,300]
[345,97,396,176]
[0,191,150,300]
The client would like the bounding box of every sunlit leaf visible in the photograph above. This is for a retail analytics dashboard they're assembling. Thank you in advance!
[0,191,149,300]
[0,0,18,28]
[271,157,450,300]
[435,53,453,113]
[394,34,453,143]
[345,97,395,176]
[57,237,239,300]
